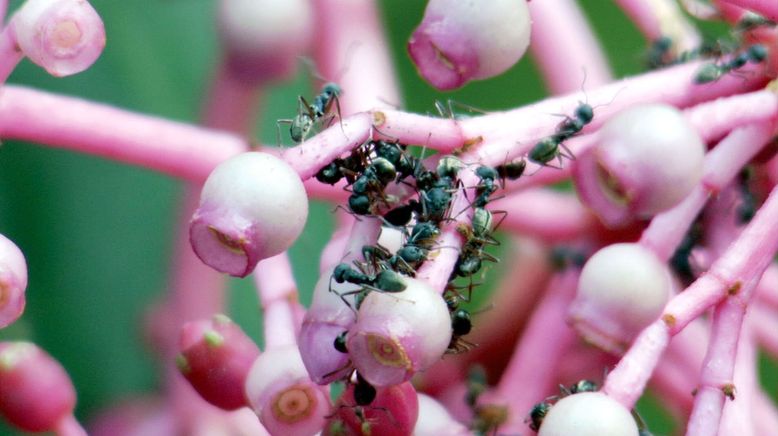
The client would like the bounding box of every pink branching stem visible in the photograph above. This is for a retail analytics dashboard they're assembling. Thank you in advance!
[603,183,778,408]
[719,0,778,21]
[716,320,759,436]
[0,1,7,24]
[639,121,777,262]
[0,86,247,181]
[528,0,613,94]
[254,253,300,350]
[0,26,22,84]
[201,64,262,136]
[755,263,778,310]
[496,270,580,433]
[686,276,759,435]
[341,218,382,264]
[461,62,767,161]
[614,0,701,50]
[491,189,596,242]
[311,0,401,112]
[54,414,88,436]
[319,214,353,273]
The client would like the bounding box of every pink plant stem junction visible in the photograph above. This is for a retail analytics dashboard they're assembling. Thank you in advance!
[0,26,22,84]
[719,0,778,21]
[603,182,778,409]
[528,0,612,94]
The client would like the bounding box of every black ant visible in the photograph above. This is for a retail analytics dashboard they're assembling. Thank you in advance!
[334,331,349,354]
[528,101,594,168]
[447,308,475,354]
[525,379,599,432]
[278,82,342,144]
[694,44,768,83]
[330,262,407,310]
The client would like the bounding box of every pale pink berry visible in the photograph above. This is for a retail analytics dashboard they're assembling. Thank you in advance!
[177,314,260,410]
[573,104,705,228]
[0,234,27,329]
[190,152,309,277]
[218,0,313,81]
[245,345,330,436]
[538,392,638,436]
[569,243,671,353]
[407,0,531,90]
[414,393,470,436]
[10,0,105,77]
[0,342,77,433]
[347,276,451,387]
[298,268,358,384]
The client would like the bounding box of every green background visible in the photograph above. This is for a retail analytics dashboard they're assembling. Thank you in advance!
[0,1,773,434]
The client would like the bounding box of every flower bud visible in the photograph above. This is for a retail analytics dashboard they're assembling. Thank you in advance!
[414,393,470,436]
[326,380,419,436]
[407,0,531,90]
[177,314,260,410]
[347,277,451,387]
[245,345,330,436]
[190,152,309,277]
[298,268,358,385]
[538,392,638,435]
[217,0,313,82]
[569,243,671,353]
[10,0,106,77]
[573,104,705,228]
[0,235,27,329]
[0,342,76,432]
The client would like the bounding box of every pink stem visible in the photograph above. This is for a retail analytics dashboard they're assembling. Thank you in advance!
[201,64,261,135]
[755,263,778,310]
[528,0,613,94]
[0,86,247,181]
[54,414,88,436]
[341,218,382,263]
[311,0,401,113]
[491,189,596,242]
[614,0,701,50]
[0,26,22,84]
[716,320,758,436]
[603,183,778,408]
[686,277,758,435]
[496,270,579,434]
[754,391,778,435]
[750,306,778,358]
[254,253,299,350]
[719,0,778,20]
[639,121,776,262]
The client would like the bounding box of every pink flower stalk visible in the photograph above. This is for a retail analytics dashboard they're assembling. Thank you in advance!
[573,103,706,228]
[190,152,309,277]
[0,342,81,434]
[177,314,261,411]
[326,380,419,436]
[537,392,639,435]
[719,0,778,21]
[9,0,105,77]
[0,234,27,329]
[407,0,531,90]
[217,0,313,82]
[347,276,452,387]
[244,345,331,436]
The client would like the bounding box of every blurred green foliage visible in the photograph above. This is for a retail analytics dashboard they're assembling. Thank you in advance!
[0,1,770,435]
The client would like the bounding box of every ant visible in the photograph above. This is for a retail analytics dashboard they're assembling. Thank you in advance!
[694,44,768,84]
[330,262,407,310]
[528,100,594,168]
[495,159,526,184]
[278,82,342,144]
[361,244,424,277]
[525,379,598,432]
[334,331,349,354]
[527,401,552,432]
[447,308,475,354]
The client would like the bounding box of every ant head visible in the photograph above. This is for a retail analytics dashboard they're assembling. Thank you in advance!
[322,82,342,96]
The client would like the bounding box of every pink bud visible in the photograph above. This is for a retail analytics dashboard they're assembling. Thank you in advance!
[407,0,531,90]
[10,0,106,77]
[190,152,309,277]
[569,243,671,353]
[327,380,419,436]
[0,234,27,329]
[177,314,260,410]
[538,392,638,435]
[218,0,313,82]
[298,268,358,385]
[0,342,76,432]
[245,346,330,436]
[573,104,705,228]
[347,277,451,387]
[414,393,470,436]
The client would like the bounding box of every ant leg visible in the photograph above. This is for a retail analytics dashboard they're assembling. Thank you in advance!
[333,204,364,221]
